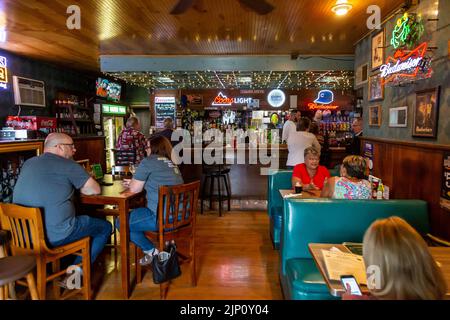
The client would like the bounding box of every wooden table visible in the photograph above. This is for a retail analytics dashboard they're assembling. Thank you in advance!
[309,243,450,298]
[79,178,145,299]
[279,189,321,199]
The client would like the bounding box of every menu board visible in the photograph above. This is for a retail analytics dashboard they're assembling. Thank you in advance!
[154,97,176,129]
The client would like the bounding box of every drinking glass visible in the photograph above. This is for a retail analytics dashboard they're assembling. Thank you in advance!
[129,163,136,176]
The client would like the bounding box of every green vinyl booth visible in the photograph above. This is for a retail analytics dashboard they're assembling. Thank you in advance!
[280,198,429,300]
[267,167,340,249]
[267,170,293,249]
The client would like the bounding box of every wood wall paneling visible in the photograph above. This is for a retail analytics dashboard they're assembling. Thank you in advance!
[362,137,450,240]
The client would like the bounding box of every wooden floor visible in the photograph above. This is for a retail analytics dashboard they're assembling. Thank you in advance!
[90,210,282,300]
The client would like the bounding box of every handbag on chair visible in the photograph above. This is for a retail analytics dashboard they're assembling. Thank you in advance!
[151,240,181,284]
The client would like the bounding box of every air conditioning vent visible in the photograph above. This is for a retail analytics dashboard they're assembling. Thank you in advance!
[13,76,46,107]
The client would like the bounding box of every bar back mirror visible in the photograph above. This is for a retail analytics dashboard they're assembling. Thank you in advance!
[389,106,408,127]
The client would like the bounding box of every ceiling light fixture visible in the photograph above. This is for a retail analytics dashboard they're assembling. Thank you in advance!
[331,0,352,16]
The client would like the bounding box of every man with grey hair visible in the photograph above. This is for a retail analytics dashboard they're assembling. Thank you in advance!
[13,133,112,266]
[282,109,301,144]
[151,117,180,146]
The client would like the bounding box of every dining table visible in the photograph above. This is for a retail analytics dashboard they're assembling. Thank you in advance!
[279,189,322,199]
[79,176,145,299]
[309,243,450,299]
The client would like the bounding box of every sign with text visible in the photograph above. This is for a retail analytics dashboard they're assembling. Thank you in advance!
[443,152,450,200]
[380,42,432,86]
[0,56,8,89]
[155,96,176,129]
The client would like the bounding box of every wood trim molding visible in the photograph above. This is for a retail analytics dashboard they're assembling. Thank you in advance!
[361,137,450,151]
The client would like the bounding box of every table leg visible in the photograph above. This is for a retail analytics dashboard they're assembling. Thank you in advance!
[118,200,131,299]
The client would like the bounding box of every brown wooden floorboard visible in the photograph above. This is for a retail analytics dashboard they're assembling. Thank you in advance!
[91,210,282,300]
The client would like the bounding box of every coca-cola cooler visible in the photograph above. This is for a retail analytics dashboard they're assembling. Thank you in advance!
[3,116,57,139]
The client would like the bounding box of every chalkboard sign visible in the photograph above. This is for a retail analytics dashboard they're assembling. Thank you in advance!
[155,97,176,129]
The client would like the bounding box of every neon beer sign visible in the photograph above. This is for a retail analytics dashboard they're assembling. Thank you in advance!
[380,42,432,85]
[212,92,253,106]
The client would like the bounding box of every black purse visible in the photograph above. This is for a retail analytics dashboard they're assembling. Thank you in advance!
[151,240,181,284]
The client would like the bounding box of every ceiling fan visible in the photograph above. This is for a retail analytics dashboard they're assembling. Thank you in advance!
[170,0,275,15]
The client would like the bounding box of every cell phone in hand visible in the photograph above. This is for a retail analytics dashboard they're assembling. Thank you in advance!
[340,275,362,296]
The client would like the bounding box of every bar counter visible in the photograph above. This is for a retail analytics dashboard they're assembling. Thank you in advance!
[0,136,106,170]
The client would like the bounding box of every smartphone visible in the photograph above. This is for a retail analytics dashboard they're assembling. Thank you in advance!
[340,275,362,296]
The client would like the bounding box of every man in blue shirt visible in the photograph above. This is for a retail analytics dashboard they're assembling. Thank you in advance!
[13,133,112,265]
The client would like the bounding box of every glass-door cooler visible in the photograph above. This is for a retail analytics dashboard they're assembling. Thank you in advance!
[101,103,127,171]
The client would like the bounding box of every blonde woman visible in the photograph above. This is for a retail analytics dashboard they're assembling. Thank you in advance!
[320,155,371,199]
[344,216,447,300]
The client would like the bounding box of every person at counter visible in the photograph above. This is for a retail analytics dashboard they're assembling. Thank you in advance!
[13,133,112,265]
[286,117,321,169]
[320,155,371,199]
[347,117,363,155]
[150,117,180,146]
[292,147,330,190]
[116,116,148,165]
[282,109,301,144]
[343,216,447,300]
[116,135,184,266]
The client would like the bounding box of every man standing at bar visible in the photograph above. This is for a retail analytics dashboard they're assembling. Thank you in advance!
[282,109,301,144]
[13,133,112,265]
[347,117,363,155]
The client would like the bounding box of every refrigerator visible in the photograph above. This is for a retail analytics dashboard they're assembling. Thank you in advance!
[100,103,127,172]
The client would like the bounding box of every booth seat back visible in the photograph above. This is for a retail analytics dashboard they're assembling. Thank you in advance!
[280,199,429,274]
[267,170,293,217]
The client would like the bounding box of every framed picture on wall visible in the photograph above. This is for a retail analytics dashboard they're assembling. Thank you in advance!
[368,73,384,101]
[413,87,440,138]
[369,105,382,126]
[389,106,408,127]
[371,29,385,70]
[187,94,203,106]
[355,63,369,87]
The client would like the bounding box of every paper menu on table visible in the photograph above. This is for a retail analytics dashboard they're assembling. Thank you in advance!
[321,249,367,285]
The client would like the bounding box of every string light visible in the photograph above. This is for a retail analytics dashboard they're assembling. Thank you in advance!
[104,70,354,90]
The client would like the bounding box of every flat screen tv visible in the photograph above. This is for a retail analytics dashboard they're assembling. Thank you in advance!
[96,77,121,102]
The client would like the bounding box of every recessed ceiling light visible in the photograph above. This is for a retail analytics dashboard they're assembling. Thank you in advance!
[331,0,352,16]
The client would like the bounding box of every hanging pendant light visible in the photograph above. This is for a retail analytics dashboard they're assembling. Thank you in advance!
[331,0,352,16]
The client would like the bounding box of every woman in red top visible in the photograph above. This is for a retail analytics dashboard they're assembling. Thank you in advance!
[292,146,330,190]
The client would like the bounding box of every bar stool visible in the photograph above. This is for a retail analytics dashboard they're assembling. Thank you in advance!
[200,164,231,216]
[0,229,16,299]
[0,255,39,300]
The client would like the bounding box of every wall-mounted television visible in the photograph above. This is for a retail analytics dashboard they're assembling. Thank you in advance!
[96,77,121,102]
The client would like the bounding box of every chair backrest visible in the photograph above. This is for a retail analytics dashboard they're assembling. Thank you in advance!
[111,165,131,179]
[76,159,90,171]
[0,203,50,256]
[156,181,200,246]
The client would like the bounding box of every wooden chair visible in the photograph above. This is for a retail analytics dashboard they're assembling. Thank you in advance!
[0,203,91,300]
[136,180,200,299]
[0,255,39,300]
[111,165,132,180]
[76,159,90,172]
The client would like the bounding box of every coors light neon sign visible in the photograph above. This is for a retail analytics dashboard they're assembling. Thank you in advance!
[380,42,432,86]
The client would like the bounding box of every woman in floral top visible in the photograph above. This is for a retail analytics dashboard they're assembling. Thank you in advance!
[321,155,371,199]
[116,116,148,165]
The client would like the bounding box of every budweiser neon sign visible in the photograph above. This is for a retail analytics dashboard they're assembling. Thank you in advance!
[212,92,252,106]
[307,103,339,110]
[380,42,432,85]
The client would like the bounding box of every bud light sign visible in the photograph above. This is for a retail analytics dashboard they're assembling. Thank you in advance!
[267,89,285,108]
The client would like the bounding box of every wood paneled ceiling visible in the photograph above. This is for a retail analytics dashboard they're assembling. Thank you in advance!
[0,0,405,71]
